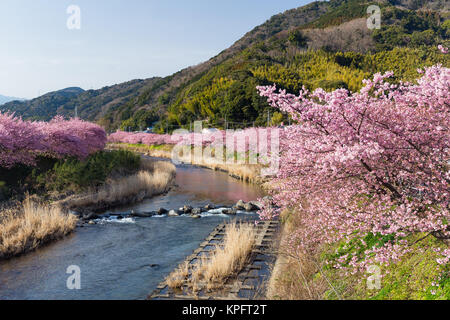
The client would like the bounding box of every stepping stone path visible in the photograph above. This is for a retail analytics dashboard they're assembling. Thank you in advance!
[149,220,279,300]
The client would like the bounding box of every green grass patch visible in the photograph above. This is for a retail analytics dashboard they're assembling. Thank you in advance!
[320,233,449,300]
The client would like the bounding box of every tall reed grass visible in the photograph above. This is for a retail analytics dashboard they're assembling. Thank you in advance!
[193,222,256,290]
[108,143,263,183]
[0,198,77,259]
[166,222,256,292]
[63,160,176,209]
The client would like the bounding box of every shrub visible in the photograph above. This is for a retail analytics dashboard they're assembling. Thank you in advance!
[288,30,308,47]
[33,150,140,193]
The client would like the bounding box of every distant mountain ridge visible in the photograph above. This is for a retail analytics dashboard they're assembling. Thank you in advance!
[1,0,448,130]
[0,79,161,122]
[0,94,24,105]
[0,87,85,121]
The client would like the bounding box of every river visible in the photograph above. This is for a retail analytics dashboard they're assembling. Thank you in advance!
[0,162,265,300]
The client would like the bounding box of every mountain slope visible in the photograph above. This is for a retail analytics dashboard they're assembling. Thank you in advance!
[120,0,449,132]
[0,87,84,121]
[0,79,161,122]
[1,0,448,130]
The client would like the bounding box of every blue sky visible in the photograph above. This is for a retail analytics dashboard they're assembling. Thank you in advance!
[0,0,312,99]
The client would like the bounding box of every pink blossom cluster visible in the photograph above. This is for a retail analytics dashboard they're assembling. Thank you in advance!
[108,130,229,147]
[438,45,449,54]
[108,127,279,156]
[108,131,175,145]
[0,113,107,168]
[257,59,450,269]
[434,248,450,266]
[173,128,278,155]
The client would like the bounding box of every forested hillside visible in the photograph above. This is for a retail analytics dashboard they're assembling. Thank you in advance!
[1,0,449,131]
[109,0,450,133]
[0,79,162,123]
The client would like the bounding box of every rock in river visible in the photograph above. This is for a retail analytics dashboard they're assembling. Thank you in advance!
[236,200,246,210]
[130,211,154,218]
[168,210,179,217]
[157,208,168,215]
[243,202,258,212]
[82,212,98,221]
[222,207,237,215]
[249,201,262,210]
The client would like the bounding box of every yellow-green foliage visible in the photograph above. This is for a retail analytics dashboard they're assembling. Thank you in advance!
[367,237,449,300]
[252,48,450,93]
[252,52,370,92]
[169,77,235,124]
[165,46,449,129]
[321,234,449,300]
[365,47,450,81]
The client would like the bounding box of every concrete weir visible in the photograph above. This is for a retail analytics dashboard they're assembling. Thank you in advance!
[149,220,279,300]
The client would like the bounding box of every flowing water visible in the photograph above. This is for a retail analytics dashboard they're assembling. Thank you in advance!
[0,163,265,300]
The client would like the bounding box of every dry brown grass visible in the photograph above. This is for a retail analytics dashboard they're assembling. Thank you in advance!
[267,248,328,300]
[166,261,190,290]
[64,161,175,209]
[108,143,264,183]
[165,222,257,293]
[0,198,77,260]
[192,222,256,291]
[304,18,374,53]
[204,160,261,183]
[140,157,176,174]
[266,207,329,300]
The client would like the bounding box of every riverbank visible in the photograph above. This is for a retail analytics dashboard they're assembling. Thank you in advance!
[266,206,450,300]
[0,160,266,299]
[107,143,266,184]
[99,143,449,300]
[262,189,450,300]
[0,154,176,260]
[0,197,77,260]
[55,158,176,214]
[109,144,284,299]
[151,220,279,300]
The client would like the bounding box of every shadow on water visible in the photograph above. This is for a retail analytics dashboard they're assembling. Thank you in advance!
[0,163,265,300]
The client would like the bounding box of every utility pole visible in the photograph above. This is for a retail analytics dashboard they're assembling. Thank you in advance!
[75,106,78,118]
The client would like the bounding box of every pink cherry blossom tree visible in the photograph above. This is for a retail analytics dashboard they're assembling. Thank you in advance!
[257,58,449,268]
[0,112,45,167]
[0,113,106,168]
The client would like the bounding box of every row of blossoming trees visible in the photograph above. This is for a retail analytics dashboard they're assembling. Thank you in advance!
[257,48,449,270]
[108,127,278,152]
[108,131,174,146]
[0,114,107,168]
